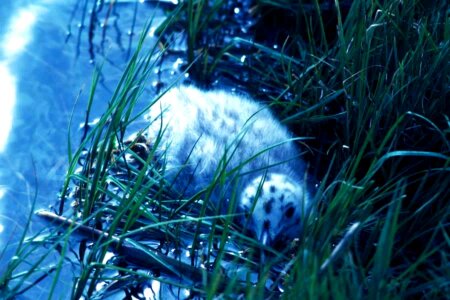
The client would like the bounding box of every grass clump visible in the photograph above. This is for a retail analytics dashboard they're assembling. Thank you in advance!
[1,0,449,299]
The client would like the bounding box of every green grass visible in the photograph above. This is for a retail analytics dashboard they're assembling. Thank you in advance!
[1,0,449,299]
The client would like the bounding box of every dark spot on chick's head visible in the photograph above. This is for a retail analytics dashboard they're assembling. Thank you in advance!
[285,206,295,218]
[270,185,276,193]
[263,198,275,214]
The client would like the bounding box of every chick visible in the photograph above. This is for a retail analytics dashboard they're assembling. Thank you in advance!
[146,85,312,246]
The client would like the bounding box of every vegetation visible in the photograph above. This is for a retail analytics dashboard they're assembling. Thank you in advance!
[1,0,448,299]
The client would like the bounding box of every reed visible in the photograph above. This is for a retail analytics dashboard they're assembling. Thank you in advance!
[1,0,448,299]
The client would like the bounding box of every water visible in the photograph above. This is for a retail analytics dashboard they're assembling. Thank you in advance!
[0,0,168,297]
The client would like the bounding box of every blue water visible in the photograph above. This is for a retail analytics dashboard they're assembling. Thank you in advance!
[0,0,171,297]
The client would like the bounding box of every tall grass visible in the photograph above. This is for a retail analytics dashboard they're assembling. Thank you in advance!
[1,0,448,299]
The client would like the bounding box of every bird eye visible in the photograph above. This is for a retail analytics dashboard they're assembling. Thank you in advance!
[285,206,295,218]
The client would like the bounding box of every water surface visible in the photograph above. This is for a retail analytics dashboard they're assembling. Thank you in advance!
[0,1,167,297]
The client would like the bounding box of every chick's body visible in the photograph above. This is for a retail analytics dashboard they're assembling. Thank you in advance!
[147,86,312,245]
